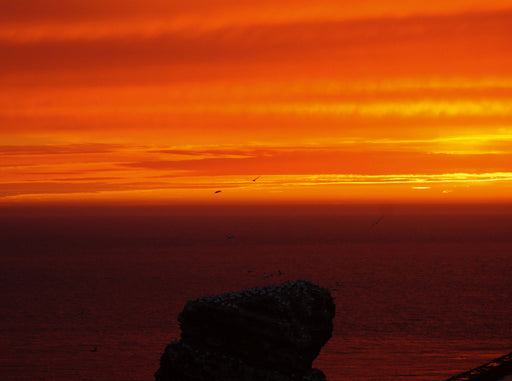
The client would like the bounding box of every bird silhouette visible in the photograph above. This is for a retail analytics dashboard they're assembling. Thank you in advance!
[214,190,222,194]
[370,215,384,229]
[252,176,261,182]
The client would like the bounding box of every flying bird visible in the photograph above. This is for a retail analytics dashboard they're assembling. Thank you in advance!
[252,176,261,182]
[370,215,384,229]
[214,190,222,194]
[226,235,234,239]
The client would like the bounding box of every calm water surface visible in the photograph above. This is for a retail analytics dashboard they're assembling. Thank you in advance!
[1,205,511,380]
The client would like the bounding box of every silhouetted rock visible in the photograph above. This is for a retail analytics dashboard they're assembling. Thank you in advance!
[155,280,335,381]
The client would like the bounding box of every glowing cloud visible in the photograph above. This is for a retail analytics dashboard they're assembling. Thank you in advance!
[1,1,511,204]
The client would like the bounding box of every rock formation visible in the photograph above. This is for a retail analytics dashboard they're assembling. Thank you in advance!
[445,351,512,381]
[155,280,336,381]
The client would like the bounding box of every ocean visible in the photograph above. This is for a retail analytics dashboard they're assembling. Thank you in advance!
[1,204,511,380]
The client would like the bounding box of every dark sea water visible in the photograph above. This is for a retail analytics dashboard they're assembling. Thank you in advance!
[1,204,512,381]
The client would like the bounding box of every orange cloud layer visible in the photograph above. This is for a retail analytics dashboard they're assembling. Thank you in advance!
[1,2,511,204]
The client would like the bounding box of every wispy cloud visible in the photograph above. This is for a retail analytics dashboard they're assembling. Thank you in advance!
[0,143,123,155]
[1,2,511,204]
[1,1,511,42]
[1,10,510,79]
[2,172,511,202]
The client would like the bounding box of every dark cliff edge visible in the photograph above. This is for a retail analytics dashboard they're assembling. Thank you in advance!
[446,351,512,381]
[155,280,336,381]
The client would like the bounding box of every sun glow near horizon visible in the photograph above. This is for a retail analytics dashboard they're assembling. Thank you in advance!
[1,1,511,205]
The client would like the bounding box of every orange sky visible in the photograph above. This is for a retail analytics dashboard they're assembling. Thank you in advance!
[1,1,512,205]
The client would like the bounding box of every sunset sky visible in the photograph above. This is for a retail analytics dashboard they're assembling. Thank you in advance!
[1,0,512,205]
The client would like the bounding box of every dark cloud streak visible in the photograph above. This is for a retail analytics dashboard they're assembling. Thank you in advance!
[0,143,123,155]
[1,11,510,76]
[120,150,512,176]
